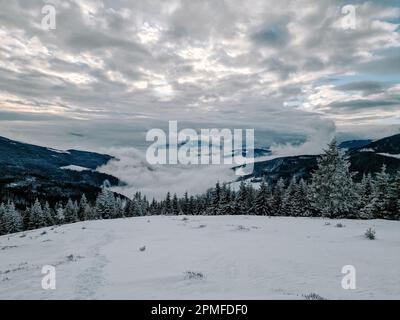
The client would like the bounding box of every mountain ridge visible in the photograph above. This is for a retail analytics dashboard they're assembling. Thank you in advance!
[0,135,121,206]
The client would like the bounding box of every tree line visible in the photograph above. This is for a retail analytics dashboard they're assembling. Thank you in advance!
[1,140,399,236]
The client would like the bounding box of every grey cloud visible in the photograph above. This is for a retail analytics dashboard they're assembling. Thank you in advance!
[335,81,386,95]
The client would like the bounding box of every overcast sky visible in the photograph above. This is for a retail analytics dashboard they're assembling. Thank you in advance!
[0,0,399,152]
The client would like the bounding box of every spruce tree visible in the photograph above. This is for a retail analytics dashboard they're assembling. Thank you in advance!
[208,182,221,215]
[253,180,271,216]
[235,181,249,215]
[55,206,65,224]
[78,194,88,221]
[297,179,313,217]
[29,199,45,229]
[0,203,6,235]
[172,193,180,215]
[43,202,54,226]
[270,178,285,216]
[64,199,79,223]
[95,188,117,219]
[358,173,374,219]
[4,202,23,234]
[164,192,172,215]
[371,165,390,218]
[384,173,400,219]
[310,139,358,218]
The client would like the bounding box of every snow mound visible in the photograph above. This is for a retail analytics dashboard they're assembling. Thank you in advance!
[60,165,91,172]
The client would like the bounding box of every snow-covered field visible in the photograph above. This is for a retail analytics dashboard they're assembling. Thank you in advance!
[0,216,399,300]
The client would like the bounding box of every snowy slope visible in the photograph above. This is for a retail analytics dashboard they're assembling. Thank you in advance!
[0,216,399,300]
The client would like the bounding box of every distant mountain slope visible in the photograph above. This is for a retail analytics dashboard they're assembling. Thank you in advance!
[0,136,120,206]
[352,134,400,154]
[338,139,372,150]
[241,133,400,184]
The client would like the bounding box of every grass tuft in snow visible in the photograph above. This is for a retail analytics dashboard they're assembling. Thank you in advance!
[184,271,205,280]
[236,225,250,231]
[335,223,345,228]
[303,293,327,300]
[365,227,376,240]
[66,254,83,262]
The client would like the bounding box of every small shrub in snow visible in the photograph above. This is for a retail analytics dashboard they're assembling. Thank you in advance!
[365,228,376,240]
[335,223,345,228]
[40,231,47,235]
[181,216,189,222]
[303,293,326,300]
[139,246,146,252]
[184,271,205,280]
[236,225,250,231]
[66,254,75,261]
[198,224,207,228]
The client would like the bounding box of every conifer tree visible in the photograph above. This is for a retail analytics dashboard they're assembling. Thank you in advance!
[3,202,23,234]
[64,199,79,223]
[172,193,180,215]
[164,192,172,215]
[0,203,6,235]
[43,202,54,226]
[310,139,359,218]
[371,165,390,218]
[270,178,285,216]
[78,194,88,221]
[55,206,65,224]
[358,173,374,219]
[29,199,45,229]
[95,188,117,219]
[384,173,400,219]
[253,180,271,216]
[235,181,249,215]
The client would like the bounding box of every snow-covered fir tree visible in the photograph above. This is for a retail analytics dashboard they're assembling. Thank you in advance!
[78,194,88,221]
[371,165,390,219]
[0,203,7,235]
[29,199,46,229]
[64,199,79,223]
[253,180,271,216]
[172,193,180,215]
[310,139,359,218]
[297,178,314,217]
[42,202,54,226]
[55,206,65,224]
[270,178,285,216]
[358,173,374,219]
[235,181,250,214]
[219,184,234,215]
[95,188,117,219]
[164,192,172,215]
[3,202,23,234]
[384,172,400,219]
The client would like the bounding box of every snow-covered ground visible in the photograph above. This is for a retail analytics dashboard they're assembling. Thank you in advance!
[0,216,399,300]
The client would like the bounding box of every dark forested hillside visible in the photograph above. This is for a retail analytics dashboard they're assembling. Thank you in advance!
[241,134,400,184]
[0,136,120,206]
